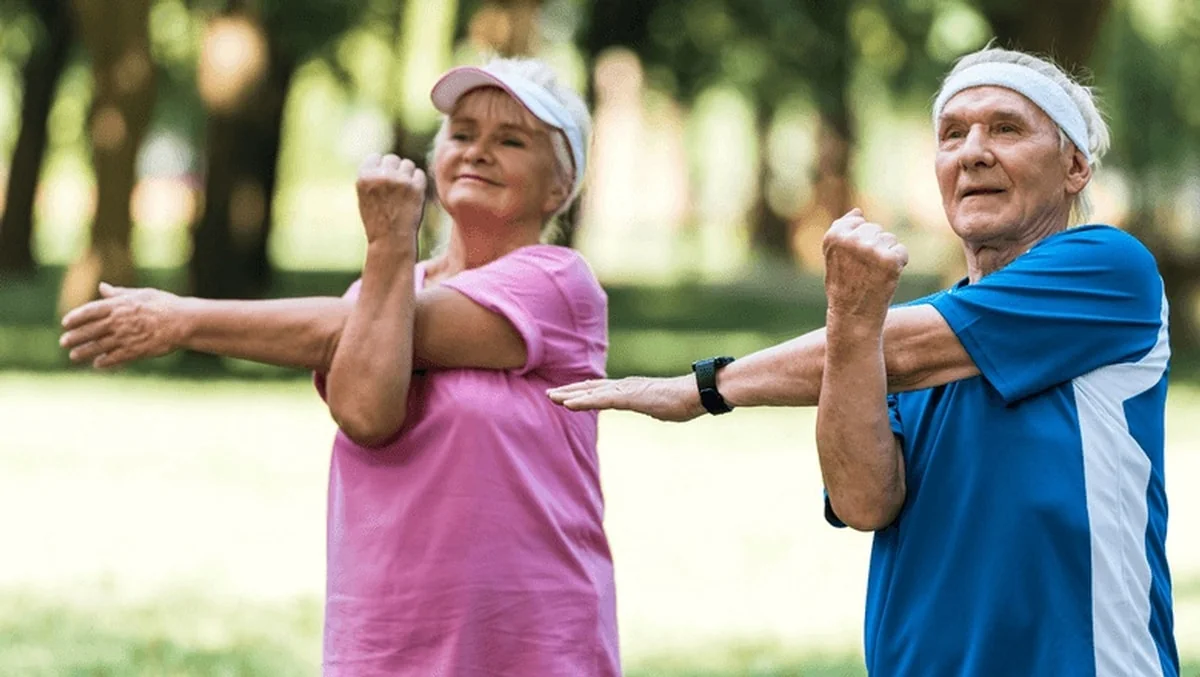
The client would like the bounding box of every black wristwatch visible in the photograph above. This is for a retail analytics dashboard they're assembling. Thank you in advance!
[691,356,736,415]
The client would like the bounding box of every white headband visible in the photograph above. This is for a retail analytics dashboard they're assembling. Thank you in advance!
[933,62,1092,164]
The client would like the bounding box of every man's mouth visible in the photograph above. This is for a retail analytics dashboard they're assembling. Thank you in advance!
[961,188,1006,198]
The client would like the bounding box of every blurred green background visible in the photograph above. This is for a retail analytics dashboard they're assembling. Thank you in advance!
[1,0,1199,674]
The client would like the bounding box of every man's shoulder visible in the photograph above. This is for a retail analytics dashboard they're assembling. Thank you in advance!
[1036,224,1157,271]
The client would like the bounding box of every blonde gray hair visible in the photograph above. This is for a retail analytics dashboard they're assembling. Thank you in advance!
[429,57,592,239]
[937,46,1110,225]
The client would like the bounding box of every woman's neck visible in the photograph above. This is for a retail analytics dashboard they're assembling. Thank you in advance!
[424,218,543,284]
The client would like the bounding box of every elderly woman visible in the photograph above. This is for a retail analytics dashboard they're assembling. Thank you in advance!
[61,59,620,676]
[551,46,1179,676]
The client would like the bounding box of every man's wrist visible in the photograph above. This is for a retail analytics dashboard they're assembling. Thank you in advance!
[173,296,200,349]
[692,356,736,415]
[683,373,707,419]
[826,309,886,341]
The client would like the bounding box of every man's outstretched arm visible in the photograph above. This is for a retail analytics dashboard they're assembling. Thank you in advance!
[547,302,979,420]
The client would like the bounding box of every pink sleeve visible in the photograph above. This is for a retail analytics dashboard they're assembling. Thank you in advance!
[314,278,364,401]
[439,245,607,382]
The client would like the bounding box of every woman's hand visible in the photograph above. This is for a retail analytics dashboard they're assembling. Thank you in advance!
[59,282,185,368]
[356,153,427,245]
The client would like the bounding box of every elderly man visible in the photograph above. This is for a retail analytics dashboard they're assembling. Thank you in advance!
[550,46,1178,676]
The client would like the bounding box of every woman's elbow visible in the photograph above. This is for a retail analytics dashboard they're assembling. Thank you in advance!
[328,397,405,449]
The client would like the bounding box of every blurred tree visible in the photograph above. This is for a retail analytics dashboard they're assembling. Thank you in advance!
[573,0,656,249]
[980,0,1111,70]
[1101,0,1200,350]
[57,0,156,316]
[783,0,854,266]
[581,0,854,264]
[188,0,366,300]
[0,0,73,277]
[469,0,541,57]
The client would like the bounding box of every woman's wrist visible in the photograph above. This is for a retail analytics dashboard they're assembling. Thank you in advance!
[365,234,418,260]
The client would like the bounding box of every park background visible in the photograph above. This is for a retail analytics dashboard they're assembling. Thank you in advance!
[1,0,1198,674]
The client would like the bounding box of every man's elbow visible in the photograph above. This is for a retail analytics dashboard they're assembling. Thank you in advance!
[828,494,903,532]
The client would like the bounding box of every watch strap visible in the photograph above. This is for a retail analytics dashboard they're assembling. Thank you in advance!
[691,356,735,415]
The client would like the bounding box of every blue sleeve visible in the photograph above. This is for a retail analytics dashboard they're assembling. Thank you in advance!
[825,395,905,529]
[928,226,1165,404]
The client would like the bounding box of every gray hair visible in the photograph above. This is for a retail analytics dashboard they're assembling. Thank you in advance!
[937,46,1111,225]
[428,57,592,239]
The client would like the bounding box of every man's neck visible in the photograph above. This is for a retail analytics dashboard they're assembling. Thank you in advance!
[962,215,1070,283]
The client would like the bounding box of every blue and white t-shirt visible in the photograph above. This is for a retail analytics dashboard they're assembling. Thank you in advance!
[833,225,1178,676]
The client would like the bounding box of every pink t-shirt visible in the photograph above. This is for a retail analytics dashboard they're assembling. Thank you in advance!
[316,245,619,676]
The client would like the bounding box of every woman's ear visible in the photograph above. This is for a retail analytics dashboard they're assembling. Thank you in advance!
[543,179,569,215]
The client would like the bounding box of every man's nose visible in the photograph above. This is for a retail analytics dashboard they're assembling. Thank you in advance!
[959,125,995,169]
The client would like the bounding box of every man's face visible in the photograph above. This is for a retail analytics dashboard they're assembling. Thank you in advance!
[935,86,1088,249]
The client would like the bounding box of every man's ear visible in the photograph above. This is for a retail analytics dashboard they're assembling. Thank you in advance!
[1064,147,1091,197]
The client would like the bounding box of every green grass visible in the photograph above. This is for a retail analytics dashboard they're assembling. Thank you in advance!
[0,587,867,676]
[0,589,323,677]
[1,373,1199,676]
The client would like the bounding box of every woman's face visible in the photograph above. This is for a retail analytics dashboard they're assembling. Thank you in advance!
[433,88,567,228]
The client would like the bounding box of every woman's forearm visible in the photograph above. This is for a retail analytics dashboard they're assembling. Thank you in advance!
[325,239,417,447]
[176,296,350,371]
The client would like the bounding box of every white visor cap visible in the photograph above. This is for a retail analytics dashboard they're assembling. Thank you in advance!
[431,65,586,199]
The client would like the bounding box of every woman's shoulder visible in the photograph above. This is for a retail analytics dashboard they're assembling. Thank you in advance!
[503,245,603,290]
[505,244,590,269]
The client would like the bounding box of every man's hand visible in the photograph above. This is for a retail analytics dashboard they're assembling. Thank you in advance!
[822,208,909,326]
[547,375,705,422]
[59,282,184,368]
[356,153,427,244]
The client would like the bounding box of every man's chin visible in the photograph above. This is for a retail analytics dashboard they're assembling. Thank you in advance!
[950,213,1008,239]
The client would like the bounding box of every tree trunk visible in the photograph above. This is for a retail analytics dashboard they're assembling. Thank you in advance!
[190,12,295,300]
[0,0,73,277]
[58,0,155,316]
[470,0,541,57]
[983,0,1111,70]
[1125,193,1200,352]
[793,1,854,267]
[749,105,792,260]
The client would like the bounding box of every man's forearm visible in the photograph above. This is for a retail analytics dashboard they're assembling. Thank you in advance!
[713,305,976,409]
[177,296,350,371]
[815,316,905,530]
[717,329,825,408]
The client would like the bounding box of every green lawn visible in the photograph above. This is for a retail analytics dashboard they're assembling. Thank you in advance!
[1,372,1198,676]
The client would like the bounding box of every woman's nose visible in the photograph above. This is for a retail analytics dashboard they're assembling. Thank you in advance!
[463,139,491,164]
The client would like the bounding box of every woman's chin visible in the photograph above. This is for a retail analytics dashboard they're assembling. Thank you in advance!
[443,199,509,225]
